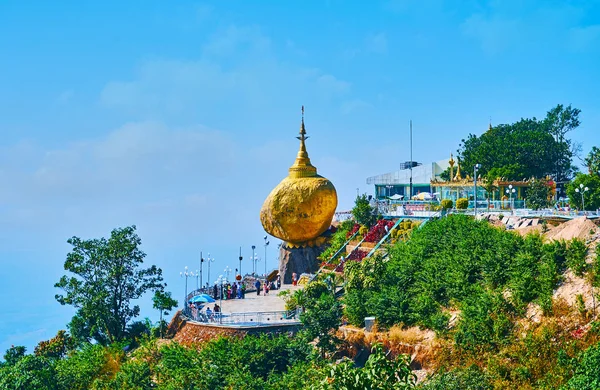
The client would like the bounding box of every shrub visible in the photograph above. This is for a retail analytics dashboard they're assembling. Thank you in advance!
[456,198,469,209]
[441,199,453,209]
[567,239,588,276]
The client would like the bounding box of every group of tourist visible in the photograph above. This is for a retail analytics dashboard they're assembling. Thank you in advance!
[254,276,281,296]
[212,281,246,300]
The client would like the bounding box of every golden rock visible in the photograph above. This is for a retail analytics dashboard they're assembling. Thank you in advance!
[260,108,338,246]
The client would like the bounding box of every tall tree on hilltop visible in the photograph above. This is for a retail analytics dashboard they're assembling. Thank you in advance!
[352,194,377,228]
[458,104,580,183]
[55,225,165,345]
[585,147,600,176]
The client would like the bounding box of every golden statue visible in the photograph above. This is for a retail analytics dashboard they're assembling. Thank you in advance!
[260,107,338,247]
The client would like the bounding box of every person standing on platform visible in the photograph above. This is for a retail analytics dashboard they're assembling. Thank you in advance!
[255,279,261,295]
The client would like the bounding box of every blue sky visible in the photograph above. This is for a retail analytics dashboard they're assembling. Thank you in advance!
[1,0,599,353]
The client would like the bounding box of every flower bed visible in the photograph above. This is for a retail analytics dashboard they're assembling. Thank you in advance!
[364,219,396,243]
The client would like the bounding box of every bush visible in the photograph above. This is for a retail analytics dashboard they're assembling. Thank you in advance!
[441,199,453,209]
[456,198,469,209]
[567,239,588,276]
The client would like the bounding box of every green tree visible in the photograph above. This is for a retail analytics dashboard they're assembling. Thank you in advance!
[584,146,600,176]
[352,194,376,228]
[55,226,165,345]
[300,291,342,358]
[458,104,579,182]
[2,345,26,366]
[314,343,415,389]
[34,330,76,359]
[526,178,552,210]
[0,355,57,390]
[152,290,178,338]
[565,174,600,211]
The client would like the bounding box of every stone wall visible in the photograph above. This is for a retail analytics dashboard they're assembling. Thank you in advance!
[169,313,302,346]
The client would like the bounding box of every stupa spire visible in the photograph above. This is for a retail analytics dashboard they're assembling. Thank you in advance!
[289,106,317,178]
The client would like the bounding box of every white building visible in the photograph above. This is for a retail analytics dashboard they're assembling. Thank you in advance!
[366,158,450,199]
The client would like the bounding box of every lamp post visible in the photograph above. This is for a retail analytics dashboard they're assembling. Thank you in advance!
[251,245,256,274]
[199,252,204,292]
[179,266,191,309]
[474,164,481,216]
[575,183,589,211]
[238,246,243,278]
[206,253,214,290]
[506,184,516,213]
[216,275,226,323]
[224,266,232,281]
[194,270,200,290]
[264,236,270,278]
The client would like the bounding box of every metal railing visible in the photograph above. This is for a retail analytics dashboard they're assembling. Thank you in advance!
[184,308,301,326]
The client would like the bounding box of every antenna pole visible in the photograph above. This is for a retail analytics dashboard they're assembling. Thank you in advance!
[409,120,413,200]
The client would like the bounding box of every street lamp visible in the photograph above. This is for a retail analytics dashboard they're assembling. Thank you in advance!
[215,274,226,323]
[474,164,481,216]
[575,183,589,211]
[238,246,243,278]
[194,270,200,290]
[206,253,214,290]
[506,184,516,213]
[179,266,191,310]
[199,251,204,292]
[251,245,256,274]
[224,266,232,281]
[264,236,270,278]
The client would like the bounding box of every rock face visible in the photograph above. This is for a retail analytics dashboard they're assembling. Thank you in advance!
[279,245,325,284]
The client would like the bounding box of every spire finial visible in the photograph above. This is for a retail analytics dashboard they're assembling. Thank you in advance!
[488,117,492,131]
[289,105,316,178]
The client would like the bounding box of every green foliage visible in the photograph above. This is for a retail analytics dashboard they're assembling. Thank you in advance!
[0,355,57,390]
[319,220,355,263]
[567,239,588,277]
[54,343,119,390]
[526,178,552,210]
[441,199,453,209]
[584,146,600,176]
[313,343,415,390]
[344,215,567,350]
[352,194,376,228]
[458,104,579,182]
[420,365,492,390]
[300,291,343,358]
[55,226,165,345]
[456,198,468,209]
[2,345,26,366]
[566,174,600,210]
[563,343,600,389]
[152,290,178,338]
[454,289,514,352]
[34,330,76,359]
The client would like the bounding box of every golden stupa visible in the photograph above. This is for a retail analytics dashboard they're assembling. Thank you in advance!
[260,107,338,247]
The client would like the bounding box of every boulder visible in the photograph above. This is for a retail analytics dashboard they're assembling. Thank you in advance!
[279,244,325,284]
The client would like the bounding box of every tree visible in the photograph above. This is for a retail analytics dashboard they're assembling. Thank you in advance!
[2,346,26,366]
[458,104,579,183]
[585,146,600,176]
[525,178,552,210]
[152,291,178,338]
[300,291,342,358]
[565,174,600,211]
[34,330,75,359]
[352,194,376,228]
[55,225,165,345]
[315,343,415,389]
